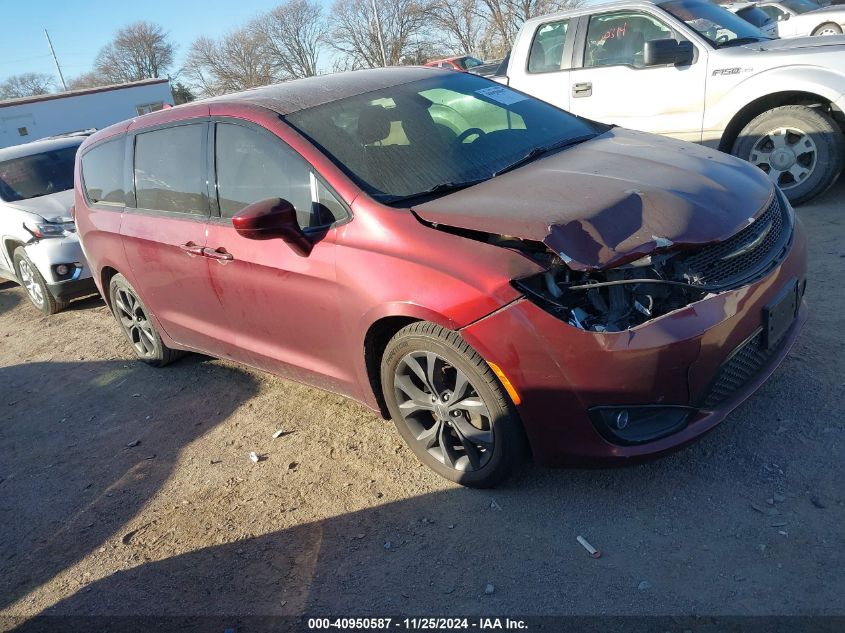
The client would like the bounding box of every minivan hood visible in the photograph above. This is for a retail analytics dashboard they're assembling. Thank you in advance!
[413,128,774,271]
[5,189,75,223]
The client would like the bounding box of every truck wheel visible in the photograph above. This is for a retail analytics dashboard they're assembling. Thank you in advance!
[812,23,842,36]
[13,247,67,316]
[732,105,844,205]
[109,274,184,367]
[380,322,526,488]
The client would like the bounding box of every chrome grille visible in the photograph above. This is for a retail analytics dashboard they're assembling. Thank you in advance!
[683,196,785,286]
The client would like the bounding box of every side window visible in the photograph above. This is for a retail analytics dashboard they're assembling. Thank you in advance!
[134,124,207,215]
[215,122,347,228]
[82,138,126,206]
[760,5,785,19]
[585,12,674,68]
[528,19,570,73]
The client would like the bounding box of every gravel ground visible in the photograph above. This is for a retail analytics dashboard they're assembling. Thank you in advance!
[0,182,843,623]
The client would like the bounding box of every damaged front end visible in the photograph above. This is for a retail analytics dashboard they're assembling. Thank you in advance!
[511,192,794,333]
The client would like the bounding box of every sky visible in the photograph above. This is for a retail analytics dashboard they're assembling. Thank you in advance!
[0,0,300,86]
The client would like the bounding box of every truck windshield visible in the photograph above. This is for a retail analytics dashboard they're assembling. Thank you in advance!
[286,72,601,204]
[0,146,78,202]
[660,0,774,47]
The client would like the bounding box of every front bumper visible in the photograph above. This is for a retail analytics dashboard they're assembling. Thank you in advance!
[23,234,95,302]
[460,219,808,466]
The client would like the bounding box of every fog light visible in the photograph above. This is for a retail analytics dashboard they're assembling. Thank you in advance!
[56,264,70,276]
[589,406,693,446]
[615,410,629,430]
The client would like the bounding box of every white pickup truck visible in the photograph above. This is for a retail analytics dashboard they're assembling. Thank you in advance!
[501,0,845,203]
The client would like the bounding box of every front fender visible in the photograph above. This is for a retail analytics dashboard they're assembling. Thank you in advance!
[703,65,845,145]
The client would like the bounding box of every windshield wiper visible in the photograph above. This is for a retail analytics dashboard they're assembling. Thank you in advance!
[492,134,597,178]
[384,179,487,205]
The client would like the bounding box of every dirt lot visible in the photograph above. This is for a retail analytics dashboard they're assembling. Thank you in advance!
[1,183,843,624]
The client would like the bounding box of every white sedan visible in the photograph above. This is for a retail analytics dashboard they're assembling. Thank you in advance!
[758,0,845,36]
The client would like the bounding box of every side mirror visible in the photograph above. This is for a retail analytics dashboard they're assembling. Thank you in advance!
[231,197,312,256]
[643,39,694,67]
[778,12,790,21]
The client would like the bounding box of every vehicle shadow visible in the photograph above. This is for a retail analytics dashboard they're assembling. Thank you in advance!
[63,292,105,312]
[0,358,259,613]
[0,280,22,316]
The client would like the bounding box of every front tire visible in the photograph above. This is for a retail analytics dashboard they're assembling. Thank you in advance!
[380,322,526,488]
[812,22,842,36]
[109,274,183,367]
[731,105,844,205]
[13,247,66,316]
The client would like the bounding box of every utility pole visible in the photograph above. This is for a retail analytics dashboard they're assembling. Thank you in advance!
[44,29,67,91]
[370,0,388,67]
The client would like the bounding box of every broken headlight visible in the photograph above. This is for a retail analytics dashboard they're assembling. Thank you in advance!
[512,255,711,332]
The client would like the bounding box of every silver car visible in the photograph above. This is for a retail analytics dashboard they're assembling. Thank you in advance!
[0,136,95,314]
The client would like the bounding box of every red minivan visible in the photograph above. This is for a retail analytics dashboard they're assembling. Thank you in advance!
[74,68,807,487]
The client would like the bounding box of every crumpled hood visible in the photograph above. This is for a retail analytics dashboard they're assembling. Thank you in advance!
[5,189,75,223]
[413,128,775,271]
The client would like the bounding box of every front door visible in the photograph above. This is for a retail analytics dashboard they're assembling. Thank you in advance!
[204,120,354,392]
[566,10,707,143]
[120,121,230,355]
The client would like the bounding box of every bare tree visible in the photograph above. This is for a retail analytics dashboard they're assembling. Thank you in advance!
[67,72,110,91]
[0,73,55,99]
[182,29,281,97]
[430,0,484,58]
[478,0,581,57]
[254,0,326,79]
[94,21,175,83]
[330,0,433,68]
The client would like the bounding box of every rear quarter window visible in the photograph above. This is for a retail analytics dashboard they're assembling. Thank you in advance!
[81,138,126,206]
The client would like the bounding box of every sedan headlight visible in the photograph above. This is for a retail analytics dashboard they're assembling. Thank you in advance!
[23,221,69,239]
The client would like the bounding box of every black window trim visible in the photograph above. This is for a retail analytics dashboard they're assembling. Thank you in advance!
[526,17,575,74]
[208,116,352,232]
[125,118,212,222]
[79,136,128,211]
[574,8,697,71]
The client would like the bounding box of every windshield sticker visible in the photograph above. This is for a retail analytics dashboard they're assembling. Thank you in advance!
[475,86,527,105]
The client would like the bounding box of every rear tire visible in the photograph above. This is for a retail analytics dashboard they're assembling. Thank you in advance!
[731,105,844,205]
[108,274,184,367]
[380,321,526,488]
[13,247,66,316]
[812,22,842,36]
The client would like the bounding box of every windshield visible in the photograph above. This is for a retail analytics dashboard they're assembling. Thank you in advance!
[458,57,485,69]
[660,0,773,46]
[0,145,78,202]
[781,0,819,14]
[286,73,601,203]
[736,5,776,28]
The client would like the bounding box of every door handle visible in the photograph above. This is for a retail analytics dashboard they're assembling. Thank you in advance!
[572,81,593,98]
[202,247,234,262]
[178,242,204,257]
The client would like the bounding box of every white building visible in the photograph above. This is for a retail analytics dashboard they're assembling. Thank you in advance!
[0,78,174,149]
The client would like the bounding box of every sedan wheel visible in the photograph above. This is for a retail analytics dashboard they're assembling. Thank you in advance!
[17,257,45,309]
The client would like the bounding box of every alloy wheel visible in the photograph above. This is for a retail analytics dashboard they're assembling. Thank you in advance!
[748,126,817,190]
[18,258,44,308]
[393,351,494,472]
[114,287,157,358]
[816,26,840,36]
